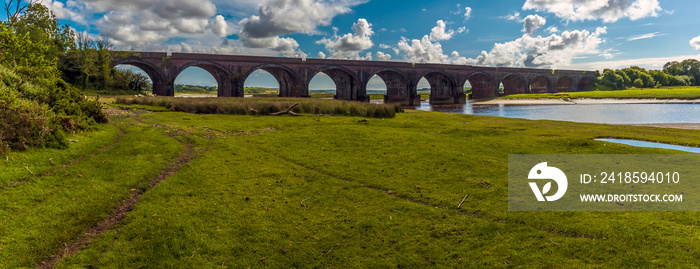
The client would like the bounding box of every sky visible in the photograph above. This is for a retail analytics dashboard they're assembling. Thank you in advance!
[23,0,700,89]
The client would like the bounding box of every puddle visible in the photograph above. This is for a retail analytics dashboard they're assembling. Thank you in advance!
[596,139,700,153]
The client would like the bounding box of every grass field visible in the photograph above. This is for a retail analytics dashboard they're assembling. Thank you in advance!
[504,86,700,99]
[1,102,699,267]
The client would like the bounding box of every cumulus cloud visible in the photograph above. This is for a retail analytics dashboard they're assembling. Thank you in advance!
[395,20,469,64]
[237,0,365,56]
[40,0,88,25]
[466,27,608,68]
[522,0,662,23]
[71,0,239,48]
[398,36,449,63]
[429,20,455,41]
[376,51,391,61]
[691,35,700,50]
[464,7,472,20]
[523,14,546,35]
[317,51,327,59]
[316,18,374,60]
[212,15,228,37]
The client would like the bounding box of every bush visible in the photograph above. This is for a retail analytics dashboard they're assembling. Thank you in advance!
[0,65,106,154]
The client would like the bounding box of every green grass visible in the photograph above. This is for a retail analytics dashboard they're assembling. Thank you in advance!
[115,96,404,118]
[2,106,700,268]
[0,115,185,267]
[504,86,700,99]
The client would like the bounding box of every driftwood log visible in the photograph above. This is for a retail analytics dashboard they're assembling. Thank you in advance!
[270,103,301,116]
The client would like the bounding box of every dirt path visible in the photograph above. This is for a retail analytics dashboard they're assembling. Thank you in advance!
[38,110,203,268]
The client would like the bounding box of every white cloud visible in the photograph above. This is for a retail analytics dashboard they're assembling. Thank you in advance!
[376,51,391,61]
[317,51,327,59]
[523,14,546,35]
[212,15,229,37]
[41,0,88,25]
[691,36,700,50]
[627,32,665,41]
[398,36,449,64]
[501,11,521,21]
[379,44,392,49]
[466,27,608,68]
[316,18,374,60]
[522,0,662,23]
[238,0,365,56]
[429,20,455,41]
[464,7,472,20]
[546,26,559,33]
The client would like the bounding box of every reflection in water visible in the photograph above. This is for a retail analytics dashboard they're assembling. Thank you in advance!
[415,102,700,124]
[596,139,700,153]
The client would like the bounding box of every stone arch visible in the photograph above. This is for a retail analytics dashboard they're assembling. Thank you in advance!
[112,57,169,96]
[173,61,235,97]
[577,77,594,91]
[556,76,574,92]
[467,72,497,99]
[311,66,363,101]
[245,64,304,97]
[501,73,527,95]
[420,70,460,104]
[368,68,416,105]
[530,75,553,94]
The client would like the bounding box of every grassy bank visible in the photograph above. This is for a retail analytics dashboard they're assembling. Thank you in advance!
[504,86,700,99]
[2,105,699,267]
[115,96,403,118]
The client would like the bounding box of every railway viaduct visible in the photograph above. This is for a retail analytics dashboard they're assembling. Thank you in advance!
[113,52,596,105]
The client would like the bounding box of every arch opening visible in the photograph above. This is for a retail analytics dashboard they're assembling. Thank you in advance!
[246,65,303,97]
[530,75,552,94]
[467,73,497,99]
[174,66,218,97]
[423,72,462,104]
[113,64,153,94]
[501,74,527,95]
[556,76,574,92]
[370,70,416,105]
[244,70,280,97]
[578,77,594,91]
[311,67,362,101]
[111,58,167,95]
[308,73,335,97]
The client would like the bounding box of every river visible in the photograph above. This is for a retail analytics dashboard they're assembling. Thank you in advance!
[414,102,700,124]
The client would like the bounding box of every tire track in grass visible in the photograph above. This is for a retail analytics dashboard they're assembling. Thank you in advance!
[253,145,599,240]
[0,128,126,193]
[39,129,201,269]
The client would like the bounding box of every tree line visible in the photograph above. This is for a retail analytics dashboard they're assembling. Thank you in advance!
[598,59,700,90]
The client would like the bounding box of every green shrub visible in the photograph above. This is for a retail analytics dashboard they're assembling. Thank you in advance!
[0,65,106,154]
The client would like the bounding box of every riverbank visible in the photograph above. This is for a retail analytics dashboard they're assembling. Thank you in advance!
[472,97,700,105]
[502,86,700,100]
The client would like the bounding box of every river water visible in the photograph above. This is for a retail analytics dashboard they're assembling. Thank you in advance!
[415,103,700,124]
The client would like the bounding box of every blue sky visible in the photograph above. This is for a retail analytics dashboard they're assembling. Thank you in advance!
[25,0,700,88]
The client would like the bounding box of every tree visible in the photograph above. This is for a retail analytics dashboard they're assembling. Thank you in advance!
[633,78,643,88]
[649,70,669,86]
[1,2,73,85]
